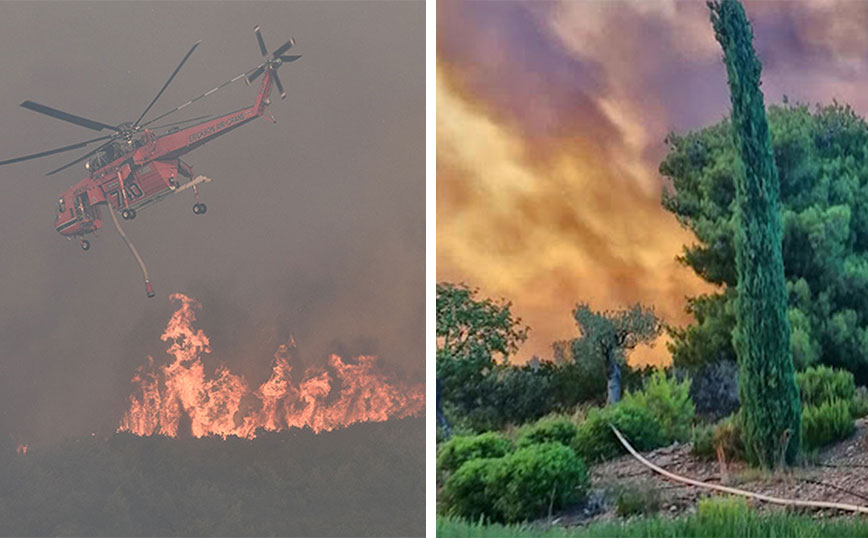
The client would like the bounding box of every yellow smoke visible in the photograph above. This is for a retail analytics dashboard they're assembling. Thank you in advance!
[437,65,714,366]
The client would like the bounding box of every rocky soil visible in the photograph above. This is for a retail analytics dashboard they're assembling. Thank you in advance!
[549,418,868,527]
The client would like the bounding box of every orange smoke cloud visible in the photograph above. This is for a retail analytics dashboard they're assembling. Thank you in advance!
[437,67,713,366]
[119,294,424,438]
[436,0,723,366]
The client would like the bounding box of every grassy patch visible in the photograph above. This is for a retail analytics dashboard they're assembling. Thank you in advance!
[437,502,868,537]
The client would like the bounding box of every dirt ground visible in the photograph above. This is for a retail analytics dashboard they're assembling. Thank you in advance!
[550,418,868,526]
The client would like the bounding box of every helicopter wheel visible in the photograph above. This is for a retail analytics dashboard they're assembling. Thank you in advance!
[80,239,90,251]
[193,202,207,215]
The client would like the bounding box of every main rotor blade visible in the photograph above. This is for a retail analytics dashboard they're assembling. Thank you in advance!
[20,100,118,132]
[0,134,113,167]
[247,64,265,84]
[255,26,268,56]
[273,71,286,100]
[46,138,117,176]
[141,70,250,128]
[272,38,294,58]
[134,41,201,127]
[280,54,302,63]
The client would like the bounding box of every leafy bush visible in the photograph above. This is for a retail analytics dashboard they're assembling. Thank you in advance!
[690,360,740,421]
[691,424,716,460]
[852,386,868,418]
[802,399,854,450]
[440,457,504,522]
[573,401,666,463]
[696,495,749,521]
[713,414,745,462]
[515,415,579,449]
[621,370,694,443]
[440,443,589,524]
[615,487,661,517]
[797,365,856,407]
[493,443,589,523]
[437,432,513,477]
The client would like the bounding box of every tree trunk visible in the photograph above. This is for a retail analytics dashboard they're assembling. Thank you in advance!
[436,378,452,439]
[607,353,622,405]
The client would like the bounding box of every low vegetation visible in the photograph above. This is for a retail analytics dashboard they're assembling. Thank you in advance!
[438,497,868,537]
[1,418,424,537]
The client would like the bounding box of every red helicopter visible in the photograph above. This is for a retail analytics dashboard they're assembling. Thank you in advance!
[0,27,300,297]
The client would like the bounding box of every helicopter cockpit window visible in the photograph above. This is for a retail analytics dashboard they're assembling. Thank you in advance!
[57,198,66,214]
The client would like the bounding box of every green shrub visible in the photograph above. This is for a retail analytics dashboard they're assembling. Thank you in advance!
[493,442,589,523]
[797,365,856,407]
[437,432,513,477]
[440,457,504,522]
[573,401,666,463]
[440,443,589,524]
[802,399,854,450]
[696,495,749,521]
[691,424,716,460]
[515,415,579,449]
[621,369,695,442]
[851,386,868,418]
[615,487,661,517]
[713,414,746,462]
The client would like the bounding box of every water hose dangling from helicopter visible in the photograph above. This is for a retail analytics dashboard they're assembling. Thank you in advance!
[107,203,155,298]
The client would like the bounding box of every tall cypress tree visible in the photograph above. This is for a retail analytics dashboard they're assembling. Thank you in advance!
[709,0,801,467]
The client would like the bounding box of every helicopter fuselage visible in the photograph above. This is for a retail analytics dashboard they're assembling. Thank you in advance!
[54,70,275,238]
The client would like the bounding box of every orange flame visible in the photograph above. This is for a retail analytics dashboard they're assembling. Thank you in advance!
[119,293,424,439]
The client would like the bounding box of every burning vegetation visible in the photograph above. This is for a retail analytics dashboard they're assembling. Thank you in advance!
[119,293,424,438]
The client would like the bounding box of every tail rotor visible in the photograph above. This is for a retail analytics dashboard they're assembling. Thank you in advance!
[246,26,300,100]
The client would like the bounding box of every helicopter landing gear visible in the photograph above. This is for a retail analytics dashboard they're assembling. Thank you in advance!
[193,202,207,215]
[121,208,137,220]
[80,239,90,251]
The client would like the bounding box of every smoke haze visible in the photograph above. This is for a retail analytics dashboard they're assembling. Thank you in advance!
[0,1,424,446]
[437,0,868,364]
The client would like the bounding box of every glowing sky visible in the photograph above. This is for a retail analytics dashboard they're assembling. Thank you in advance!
[437,1,868,364]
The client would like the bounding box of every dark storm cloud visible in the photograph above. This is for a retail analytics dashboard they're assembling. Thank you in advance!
[0,1,423,445]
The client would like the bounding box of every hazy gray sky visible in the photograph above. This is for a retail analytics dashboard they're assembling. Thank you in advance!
[0,1,424,445]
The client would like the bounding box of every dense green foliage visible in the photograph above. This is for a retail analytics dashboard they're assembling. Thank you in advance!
[436,283,657,432]
[802,398,854,450]
[437,432,514,477]
[691,414,746,462]
[0,418,424,537]
[572,303,662,404]
[516,415,579,449]
[663,102,868,380]
[572,401,666,463]
[689,359,740,421]
[853,386,868,418]
[713,413,746,462]
[708,0,801,467]
[797,365,856,407]
[437,282,530,431]
[437,509,868,538]
[795,366,859,448]
[690,423,717,460]
[614,487,661,517]
[494,443,589,523]
[441,457,504,523]
[441,443,589,524]
[621,370,694,443]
